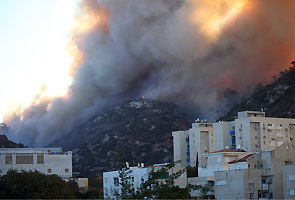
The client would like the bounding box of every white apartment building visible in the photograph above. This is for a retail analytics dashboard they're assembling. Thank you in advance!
[103,164,187,199]
[0,148,72,180]
[199,149,247,177]
[173,111,295,167]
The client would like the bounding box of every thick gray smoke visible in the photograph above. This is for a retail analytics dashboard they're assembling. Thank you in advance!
[5,0,295,146]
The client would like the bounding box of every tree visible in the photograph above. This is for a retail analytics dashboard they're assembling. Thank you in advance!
[0,170,76,199]
[115,162,207,199]
[114,166,136,199]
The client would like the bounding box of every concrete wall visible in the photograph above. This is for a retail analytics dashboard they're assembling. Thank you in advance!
[214,168,261,199]
[172,131,188,167]
[214,122,230,150]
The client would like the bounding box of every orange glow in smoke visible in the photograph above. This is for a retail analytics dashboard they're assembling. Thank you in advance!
[67,3,109,77]
[190,0,248,40]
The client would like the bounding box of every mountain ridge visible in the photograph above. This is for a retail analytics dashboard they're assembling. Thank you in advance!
[49,99,193,176]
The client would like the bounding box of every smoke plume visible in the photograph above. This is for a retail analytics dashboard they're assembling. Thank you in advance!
[4,0,295,146]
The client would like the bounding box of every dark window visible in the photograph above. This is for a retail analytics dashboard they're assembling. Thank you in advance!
[37,153,44,164]
[48,169,52,173]
[114,177,119,186]
[250,193,254,199]
[16,153,33,164]
[65,168,69,172]
[262,179,266,184]
[160,172,169,179]
[5,155,12,165]
[269,192,273,199]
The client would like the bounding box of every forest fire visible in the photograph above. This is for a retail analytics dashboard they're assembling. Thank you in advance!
[3,0,295,146]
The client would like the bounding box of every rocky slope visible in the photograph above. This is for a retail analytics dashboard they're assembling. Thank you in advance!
[220,63,295,121]
[49,99,192,176]
[0,123,25,148]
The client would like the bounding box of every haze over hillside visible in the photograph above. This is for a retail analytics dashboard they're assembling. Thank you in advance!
[221,62,295,121]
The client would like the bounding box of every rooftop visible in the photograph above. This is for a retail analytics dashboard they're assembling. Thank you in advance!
[228,153,256,164]
[210,149,246,154]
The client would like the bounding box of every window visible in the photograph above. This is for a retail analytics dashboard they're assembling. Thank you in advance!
[262,179,266,184]
[65,168,69,173]
[285,161,293,165]
[289,175,295,181]
[37,153,44,164]
[290,189,295,196]
[249,193,254,199]
[160,172,169,179]
[104,188,108,196]
[0,169,2,173]
[114,177,119,186]
[216,180,226,186]
[5,155,12,164]
[269,192,273,199]
[48,169,52,173]
[249,183,254,187]
[16,153,33,164]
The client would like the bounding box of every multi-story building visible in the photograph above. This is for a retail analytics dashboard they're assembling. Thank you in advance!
[234,111,295,152]
[103,163,187,199]
[172,122,214,167]
[214,142,295,199]
[173,111,295,167]
[0,148,72,180]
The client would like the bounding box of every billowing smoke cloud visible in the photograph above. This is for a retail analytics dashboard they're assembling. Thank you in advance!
[4,0,295,146]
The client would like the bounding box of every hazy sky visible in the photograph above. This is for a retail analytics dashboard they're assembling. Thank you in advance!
[0,0,79,122]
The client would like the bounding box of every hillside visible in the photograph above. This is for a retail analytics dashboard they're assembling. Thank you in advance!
[220,62,295,121]
[49,99,192,176]
[0,123,25,148]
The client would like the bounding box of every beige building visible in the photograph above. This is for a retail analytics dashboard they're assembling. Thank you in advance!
[189,123,215,166]
[172,122,215,167]
[215,142,295,199]
[234,111,295,152]
[173,111,295,167]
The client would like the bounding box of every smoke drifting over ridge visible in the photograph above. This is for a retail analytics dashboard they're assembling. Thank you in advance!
[4,0,295,146]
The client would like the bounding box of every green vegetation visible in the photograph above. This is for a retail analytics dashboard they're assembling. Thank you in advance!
[0,170,76,199]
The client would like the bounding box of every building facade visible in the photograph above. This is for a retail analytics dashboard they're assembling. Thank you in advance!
[173,122,215,167]
[214,142,295,199]
[173,111,295,167]
[0,148,72,180]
